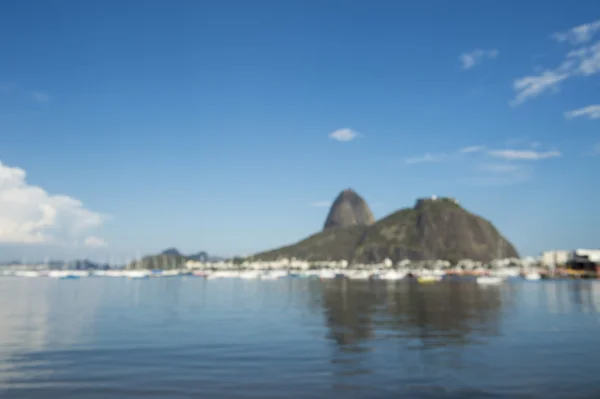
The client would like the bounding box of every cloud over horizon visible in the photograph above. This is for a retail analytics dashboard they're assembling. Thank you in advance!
[0,161,108,246]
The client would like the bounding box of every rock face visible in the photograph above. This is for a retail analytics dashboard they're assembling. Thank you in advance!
[323,189,375,230]
[251,195,519,263]
[352,197,518,263]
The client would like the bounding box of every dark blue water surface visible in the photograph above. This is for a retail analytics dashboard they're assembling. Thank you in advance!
[1,277,600,399]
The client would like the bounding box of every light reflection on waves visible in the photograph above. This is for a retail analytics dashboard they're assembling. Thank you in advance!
[2,343,334,398]
[1,278,600,398]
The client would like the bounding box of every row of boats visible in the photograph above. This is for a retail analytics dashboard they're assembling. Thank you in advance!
[1,268,543,283]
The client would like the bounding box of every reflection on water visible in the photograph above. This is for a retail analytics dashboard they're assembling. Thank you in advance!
[1,277,600,398]
[322,280,503,350]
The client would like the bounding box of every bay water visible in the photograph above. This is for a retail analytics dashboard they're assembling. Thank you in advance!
[1,277,599,398]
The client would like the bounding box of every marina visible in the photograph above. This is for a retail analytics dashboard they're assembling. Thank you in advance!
[0,264,593,282]
[3,249,600,282]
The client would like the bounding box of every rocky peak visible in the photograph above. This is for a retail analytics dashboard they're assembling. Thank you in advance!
[323,189,375,230]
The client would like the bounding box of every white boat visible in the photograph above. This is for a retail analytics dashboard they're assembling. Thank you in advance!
[318,270,337,279]
[259,272,279,280]
[160,270,181,277]
[239,271,260,279]
[524,272,541,281]
[496,267,521,278]
[346,270,372,280]
[476,276,504,285]
[417,275,442,283]
[379,270,407,280]
[124,270,150,279]
[206,271,237,279]
[48,270,71,278]
[15,271,40,278]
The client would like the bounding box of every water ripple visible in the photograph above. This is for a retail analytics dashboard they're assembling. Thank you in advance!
[1,278,600,398]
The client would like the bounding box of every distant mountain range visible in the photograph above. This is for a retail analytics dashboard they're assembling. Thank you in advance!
[0,259,112,269]
[160,248,224,262]
[250,189,519,264]
[0,249,223,270]
[126,248,224,269]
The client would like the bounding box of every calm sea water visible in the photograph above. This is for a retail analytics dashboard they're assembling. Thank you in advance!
[1,277,599,399]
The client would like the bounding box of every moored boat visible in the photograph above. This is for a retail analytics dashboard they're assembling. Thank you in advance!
[417,275,442,283]
[476,276,504,285]
[524,272,541,281]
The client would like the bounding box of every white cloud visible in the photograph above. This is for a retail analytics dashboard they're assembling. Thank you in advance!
[329,128,358,142]
[30,91,51,104]
[510,70,570,105]
[568,41,600,75]
[84,236,108,248]
[404,153,445,164]
[512,40,600,105]
[487,149,561,160]
[552,20,600,45]
[0,160,107,245]
[459,49,498,69]
[309,201,331,208]
[564,104,600,120]
[459,145,484,153]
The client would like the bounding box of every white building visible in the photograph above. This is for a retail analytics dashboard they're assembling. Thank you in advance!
[540,250,569,267]
[569,249,600,263]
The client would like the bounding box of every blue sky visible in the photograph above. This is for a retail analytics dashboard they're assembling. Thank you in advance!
[1,0,599,261]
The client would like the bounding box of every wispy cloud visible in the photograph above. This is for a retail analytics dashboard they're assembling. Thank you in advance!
[487,149,561,160]
[329,128,359,142]
[510,70,570,106]
[30,91,51,104]
[459,145,484,153]
[459,49,498,69]
[568,41,600,75]
[309,201,332,208]
[84,236,108,248]
[564,104,600,120]
[467,163,532,186]
[404,153,445,164]
[552,19,600,45]
[404,145,484,165]
[404,143,556,185]
[512,35,600,105]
